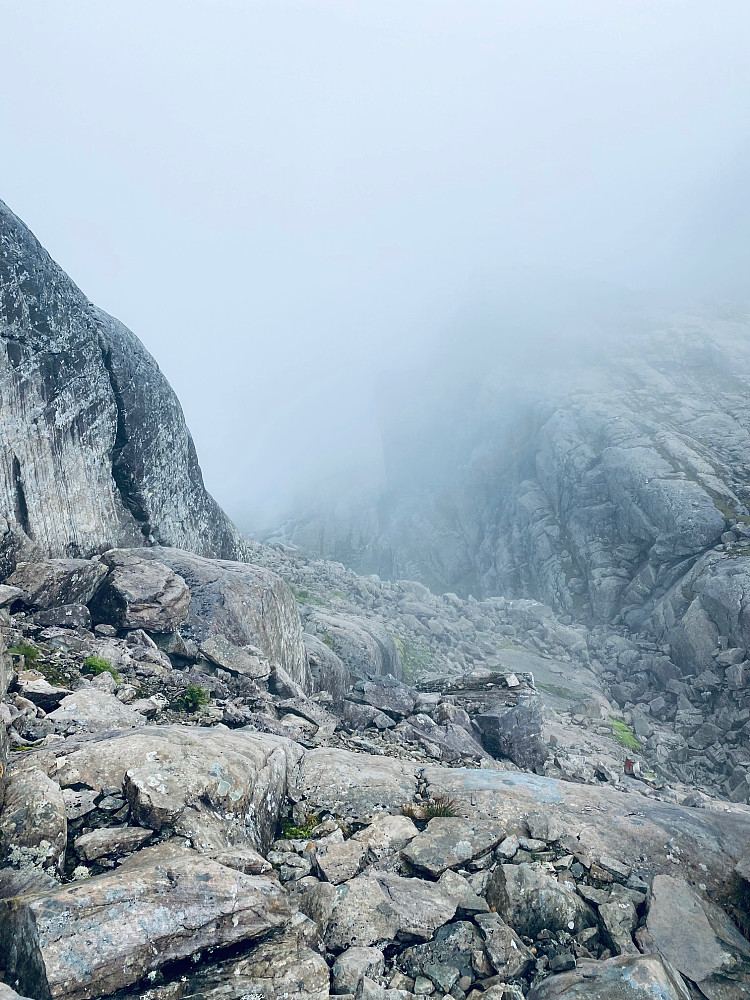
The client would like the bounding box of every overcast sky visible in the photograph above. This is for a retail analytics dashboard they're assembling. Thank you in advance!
[2,1,749,525]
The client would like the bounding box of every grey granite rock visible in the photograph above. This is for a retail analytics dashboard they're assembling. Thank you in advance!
[0,199,247,568]
[0,856,290,1000]
[113,546,309,690]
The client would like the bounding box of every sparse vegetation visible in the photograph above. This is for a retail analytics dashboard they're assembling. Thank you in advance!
[287,583,326,606]
[321,632,335,650]
[8,643,39,662]
[612,719,641,752]
[404,794,461,821]
[395,636,434,681]
[175,684,210,713]
[280,813,320,839]
[82,655,119,681]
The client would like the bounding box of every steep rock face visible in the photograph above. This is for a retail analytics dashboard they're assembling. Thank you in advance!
[0,199,246,567]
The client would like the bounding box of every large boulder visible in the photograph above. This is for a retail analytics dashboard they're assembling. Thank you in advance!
[0,198,247,569]
[90,550,190,631]
[307,611,401,680]
[304,631,350,704]
[487,863,597,938]
[6,559,107,609]
[0,856,290,1000]
[473,701,547,770]
[289,747,417,824]
[49,725,302,852]
[109,547,310,690]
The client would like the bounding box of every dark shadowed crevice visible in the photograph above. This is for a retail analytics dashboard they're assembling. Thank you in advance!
[98,337,152,541]
[11,454,32,538]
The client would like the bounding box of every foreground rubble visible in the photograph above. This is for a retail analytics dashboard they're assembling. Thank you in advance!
[2,548,750,1000]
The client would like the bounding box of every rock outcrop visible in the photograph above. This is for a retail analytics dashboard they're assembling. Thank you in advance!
[0,198,247,568]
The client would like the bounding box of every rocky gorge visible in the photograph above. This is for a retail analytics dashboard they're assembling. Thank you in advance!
[2,196,750,1000]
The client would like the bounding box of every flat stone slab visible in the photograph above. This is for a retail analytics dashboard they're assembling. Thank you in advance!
[401,816,505,875]
[315,839,366,884]
[0,856,290,1000]
[646,874,750,985]
[74,825,153,861]
[290,747,418,824]
[48,689,146,733]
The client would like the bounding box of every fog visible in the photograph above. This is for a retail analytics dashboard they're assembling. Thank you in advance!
[2,0,748,529]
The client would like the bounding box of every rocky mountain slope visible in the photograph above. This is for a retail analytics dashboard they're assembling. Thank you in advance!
[1,202,750,1000]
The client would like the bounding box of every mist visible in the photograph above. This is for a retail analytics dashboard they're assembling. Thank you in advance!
[2,0,748,530]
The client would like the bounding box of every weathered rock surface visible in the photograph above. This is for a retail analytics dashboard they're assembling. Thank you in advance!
[646,874,750,987]
[325,871,456,950]
[47,688,147,733]
[0,856,290,1000]
[7,559,107,609]
[90,550,190,631]
[421,765,750,891]
[487,863,597,937]
[527,954,691,1000]
[0,199,247,567]
[308,611,401,680]
[73,825,153,860]
[115,547,309,689]
[290,747,417,823]
[0,765,67,871]
[51,725,302,851]
[401,816,504,875]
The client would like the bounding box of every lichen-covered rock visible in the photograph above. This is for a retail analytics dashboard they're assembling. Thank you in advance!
[0,856,290,1000]
[0,198,248,568]
[0,765,67,872]
[6,559,107,609]
[325,871,456,951]
[111,546,309,690]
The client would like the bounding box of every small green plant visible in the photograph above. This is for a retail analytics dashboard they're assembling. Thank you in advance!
[612,719,641,752]
[82,656,119,681]
[280,813,320,839]
[288,583,326,606]
[403,795,461,821]
[8,643,39,662]
[331,590,346,600]
[321,632,335,650]
[424,795,460,819]
[176,684,210,713]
